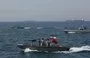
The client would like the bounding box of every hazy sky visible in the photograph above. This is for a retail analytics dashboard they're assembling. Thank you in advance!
[0,0,90,21]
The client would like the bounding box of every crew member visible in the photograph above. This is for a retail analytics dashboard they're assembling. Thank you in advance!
[50,36,60,47]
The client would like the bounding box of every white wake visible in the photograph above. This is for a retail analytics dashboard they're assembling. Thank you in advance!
[24,48,38,53]
[69,45,90,53]
[59,45,90,54]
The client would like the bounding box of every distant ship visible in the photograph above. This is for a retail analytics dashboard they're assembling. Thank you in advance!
[11,26,31,29]
[64,19,90,34]
[64,25,90,34]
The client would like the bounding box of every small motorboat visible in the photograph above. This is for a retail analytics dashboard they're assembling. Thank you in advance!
[17,38,70,52]
[64,29,90,34]
[64,25,90,34]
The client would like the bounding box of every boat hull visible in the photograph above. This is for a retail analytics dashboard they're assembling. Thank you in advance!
[17,44,70,52]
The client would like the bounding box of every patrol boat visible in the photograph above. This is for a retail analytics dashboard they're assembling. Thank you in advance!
[17,39,70,52]
[64,25,90,34]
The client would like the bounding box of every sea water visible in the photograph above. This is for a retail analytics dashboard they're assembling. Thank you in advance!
[0,21,90,58]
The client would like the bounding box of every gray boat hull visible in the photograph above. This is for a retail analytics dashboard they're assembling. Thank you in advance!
[17,44,70,52]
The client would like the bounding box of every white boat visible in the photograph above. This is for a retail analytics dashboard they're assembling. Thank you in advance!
[64,29,90,34]
[64,25,90,34]
[64,19,90,34]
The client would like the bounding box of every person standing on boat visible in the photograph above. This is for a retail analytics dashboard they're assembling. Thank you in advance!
[40,38,47,46]
[50,36,60,47]
[38,39,41,46]
[46,39,51,47]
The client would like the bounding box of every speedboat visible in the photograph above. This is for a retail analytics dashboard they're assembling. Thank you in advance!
[17,39,70,52]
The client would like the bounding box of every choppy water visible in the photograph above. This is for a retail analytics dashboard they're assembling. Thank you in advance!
[0,21,90,58]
